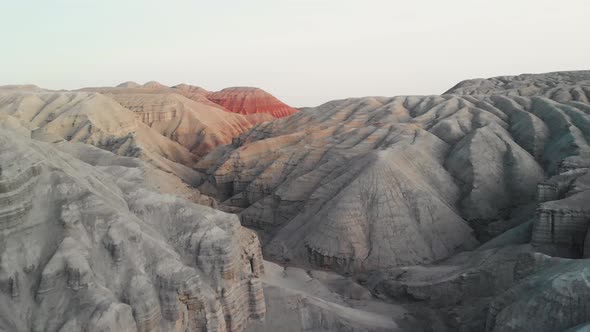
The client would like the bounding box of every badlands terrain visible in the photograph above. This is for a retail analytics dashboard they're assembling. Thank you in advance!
[0,71,590,332]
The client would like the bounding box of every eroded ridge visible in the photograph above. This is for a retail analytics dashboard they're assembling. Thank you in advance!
[0,122,265,332]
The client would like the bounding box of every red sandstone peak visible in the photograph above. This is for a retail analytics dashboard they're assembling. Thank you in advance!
[207,87,297,118]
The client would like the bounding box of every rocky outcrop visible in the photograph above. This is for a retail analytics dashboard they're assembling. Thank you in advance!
[0,120,265,331]
[0,163,41,231]
[537,182,558,202]
[532,208,590,257]
[531,165,590,257]
[207,87,298,118]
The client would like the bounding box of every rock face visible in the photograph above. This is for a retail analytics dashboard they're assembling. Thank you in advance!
[0,86,274,208]
[207,87,298,118]
[531,168,590,257]
[0,117,265,332]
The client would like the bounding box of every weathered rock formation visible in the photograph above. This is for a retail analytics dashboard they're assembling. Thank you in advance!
[0,117,265,331]
[532,166,590,257]
[198,78,590,274]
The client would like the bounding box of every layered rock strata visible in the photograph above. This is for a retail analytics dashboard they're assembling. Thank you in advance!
[531,166,590,257]
[0,119,265,332]
[108,92,266,158]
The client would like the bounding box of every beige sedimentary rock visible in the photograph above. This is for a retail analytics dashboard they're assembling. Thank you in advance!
[485,257,590,332]
[0,91,201,185]
[531,168,590,257]
[108,92,264,158]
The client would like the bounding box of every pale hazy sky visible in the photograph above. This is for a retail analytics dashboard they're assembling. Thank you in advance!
[2,0,589,106]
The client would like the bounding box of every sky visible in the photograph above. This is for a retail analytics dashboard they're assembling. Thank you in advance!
[1,0,589,107]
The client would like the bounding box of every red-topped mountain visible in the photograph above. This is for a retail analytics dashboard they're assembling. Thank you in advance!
[207,87,298,118]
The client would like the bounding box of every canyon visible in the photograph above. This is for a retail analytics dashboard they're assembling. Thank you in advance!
[0,71,589,331]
